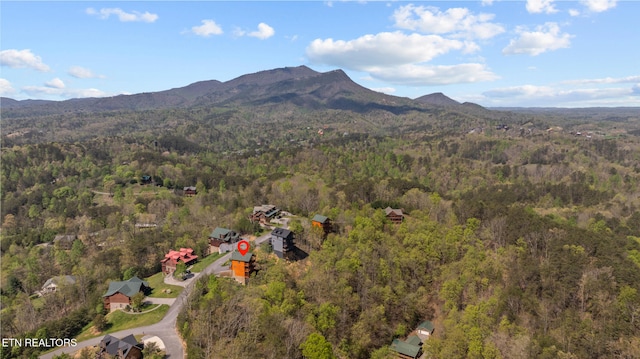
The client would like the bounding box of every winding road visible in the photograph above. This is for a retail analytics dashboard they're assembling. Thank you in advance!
[40,232,273,359]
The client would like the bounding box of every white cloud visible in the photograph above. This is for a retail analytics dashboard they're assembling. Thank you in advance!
[392,5,504,40]
[502,23,572,56]
[481,0,495,6]
[526,0,558,14]
[86,7,158,23]
[484,84,554,98]
[368,63,499,86]
[569,9,581,16]
[0,78,16,96]
[0,49,50,72]
[68,66,105,79]
[307,29,499,86]
[23,84,108,99]
[482,84,639,107]
[581,0,617,12]
[307,31,464,70]
[45,78,65,89]
[562,75,640,85]
[248,23,275,39]
[191,20,223,37]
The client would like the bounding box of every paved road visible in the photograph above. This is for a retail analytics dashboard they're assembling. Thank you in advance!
[40,232,273,359]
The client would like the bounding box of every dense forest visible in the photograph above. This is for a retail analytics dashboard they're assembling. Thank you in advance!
[2,84,640,358]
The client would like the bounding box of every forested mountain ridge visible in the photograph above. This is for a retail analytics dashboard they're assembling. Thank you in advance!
[1,66,419,115]
[2,66,640,359]
[6,65,638,152]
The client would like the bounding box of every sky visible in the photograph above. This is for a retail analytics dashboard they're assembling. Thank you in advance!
[1,0,639,108]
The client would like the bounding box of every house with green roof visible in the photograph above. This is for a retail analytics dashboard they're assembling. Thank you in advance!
[103,276,150,312]
[391,320,435,359]
[311,214,332,234]
[208,227,240,254]
[391,338,422,359]
[231,250,256,285]
[416,320,435,338]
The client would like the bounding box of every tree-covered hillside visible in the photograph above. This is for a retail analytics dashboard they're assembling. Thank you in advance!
[2,114,640,358]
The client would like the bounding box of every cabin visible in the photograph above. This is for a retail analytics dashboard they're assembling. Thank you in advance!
[183,186,197,196]
[160,248,199,275]
[385,207,404,224]
[311,214,332,234]
[103,276,149,312]
[391,338,422,359]
[270,228,295,259]
[97,334,143,359]
[40,275,76,296]
[250,204,280,224]
[416,320,435,338]
[390,320,434,358]
[208,227,240,254]
[231,250,256,285]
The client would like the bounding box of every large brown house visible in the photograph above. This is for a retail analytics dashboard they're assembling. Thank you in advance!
[250,204,280,224]
[385,207,404,224]
[103,277,149,312]
[183,186,197,196]
[208,227,240,254]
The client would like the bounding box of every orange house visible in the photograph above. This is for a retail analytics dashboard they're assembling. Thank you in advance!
[231,251,256,285]
[311,214,332,234]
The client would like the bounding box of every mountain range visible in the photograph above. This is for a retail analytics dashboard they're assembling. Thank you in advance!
[1,66,478,116]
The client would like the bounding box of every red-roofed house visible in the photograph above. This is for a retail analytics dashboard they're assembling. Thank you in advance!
[160,248,199,275]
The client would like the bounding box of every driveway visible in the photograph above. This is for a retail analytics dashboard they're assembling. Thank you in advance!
[144,297,176,306]
[163,272,196,287]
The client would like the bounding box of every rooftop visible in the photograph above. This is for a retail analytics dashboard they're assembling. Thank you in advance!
[209,227,238,240]
[103,276,149,298]
[391,338,421,358]
[231,251,254,262]
[312,214,329,223]
[162,248,198,263]
[384,206,403,216]
[42,275,76,288]
[100,334,140,358]
[271,227,293,238]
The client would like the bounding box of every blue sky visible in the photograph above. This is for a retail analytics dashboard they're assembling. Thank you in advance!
[1,1,639,107]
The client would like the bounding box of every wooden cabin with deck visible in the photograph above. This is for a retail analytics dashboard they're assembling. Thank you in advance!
[385,207,404,224]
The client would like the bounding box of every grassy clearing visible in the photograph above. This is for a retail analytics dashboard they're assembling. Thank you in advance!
[75,305,169,342]
[145,272,183,298]
[190,252,224,272]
